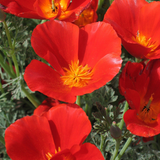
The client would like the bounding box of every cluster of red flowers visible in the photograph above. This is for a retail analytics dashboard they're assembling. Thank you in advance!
[1,0,122,159]
[5,98,105,160]
[2,0,160,159]
[104,0,160,137]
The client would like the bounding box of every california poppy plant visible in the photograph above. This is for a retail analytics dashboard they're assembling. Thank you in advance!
[24,20,122,103]
[119,60,160,137]
[74,0,98,27]
[5,103,105,160]
[103,0,160,59]
[0,0,92,21]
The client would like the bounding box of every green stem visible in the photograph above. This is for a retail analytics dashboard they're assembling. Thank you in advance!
[7,57,15,75]
[115,137,132,160]
[0,81,4,93]
[21,85,40,108]
[111,139,121,160]
[84,103,88,114]
[76,96,81,106]
[0,135,5,146]
[119,101,129,130]
[3,21,40,108]
[3,21,12,49]
[3,20,20,77]
[0,54,15,79]
[98,0,104,9]
[100,134,105,155]
[11,53,20,77]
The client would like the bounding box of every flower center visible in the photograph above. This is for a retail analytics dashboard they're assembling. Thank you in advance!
[61,60,94,88]
[46,152,53,160]
[46,147,61,160]
[39,0,60,19]
[137,95,158,124]
[133,30,158,52]
[51,0,58,12]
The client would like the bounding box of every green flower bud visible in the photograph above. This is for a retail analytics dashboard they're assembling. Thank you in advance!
[110,121,122,139]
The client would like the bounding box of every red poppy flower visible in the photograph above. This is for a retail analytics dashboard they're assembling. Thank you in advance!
[74,0,98,27]
[5,103,104,160]
[103,0,160,59]
[119,60,160,137]
[24,20,122,103]
[0,0,92,21]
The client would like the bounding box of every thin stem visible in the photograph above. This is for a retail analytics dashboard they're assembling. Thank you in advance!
[0,135,5,146]
[76,96,81,106]
[115,137,132,160]
[111,139,121,160]
[0,81,4,93]
[11,53,20,77]
[0,54,15,79]
[100,134,105,155]
[84,103,88,114]
[3,21,12,49]
[119,101,129,130]
[7,57,15,75]
[21,85,40,108]
[3,20,20,77]
[98,0,104,9]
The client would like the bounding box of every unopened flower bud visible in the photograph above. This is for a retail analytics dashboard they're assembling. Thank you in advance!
[0,8,6,22]
[110,121,122,139]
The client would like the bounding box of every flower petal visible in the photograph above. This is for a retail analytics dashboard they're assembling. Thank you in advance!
[31,20,79,69]
[58,0,92,21]
[104,0,148,42]
[78,22,121,68]
[1,0,42,19]
[46,104,92,150]
[24,59,77,103]
[73,143,104,160]
[72,53,122,95]
[124,110,160,137]
[5,115,55,160]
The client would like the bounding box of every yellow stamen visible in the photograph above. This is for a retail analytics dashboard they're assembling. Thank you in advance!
[133,30,158,52]
[46,152,53,160]
[46,147,61,160]
[55,147,61,154]
[61,60,94,88]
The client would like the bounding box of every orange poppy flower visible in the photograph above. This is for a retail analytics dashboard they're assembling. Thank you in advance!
[104,0,160,59]
[119,60,160,137]
[0,0,92,21]
[74,0,98,27]
[5,103,105,160]
[24,20,122,103]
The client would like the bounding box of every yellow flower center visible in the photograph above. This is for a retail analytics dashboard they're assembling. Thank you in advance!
[137,95,158,124]
[46,147,61,160]
[39,0,59,19]
[45,147,74,160]
[61,60,94,88]
[46,152,53,160]
[133,30,158,52]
